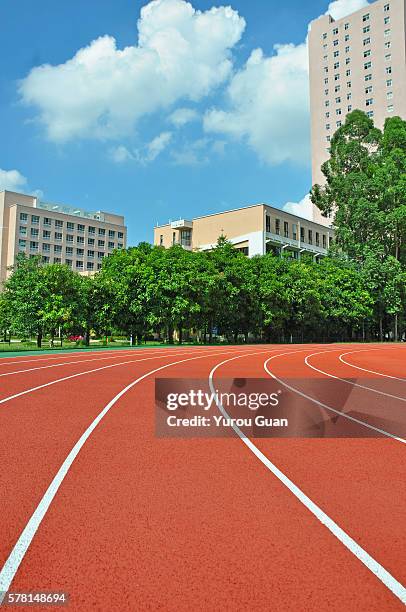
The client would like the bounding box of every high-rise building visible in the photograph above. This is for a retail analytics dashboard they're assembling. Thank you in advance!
[0,190,127,282]
[154,204,334,259]
[309,0,406,223]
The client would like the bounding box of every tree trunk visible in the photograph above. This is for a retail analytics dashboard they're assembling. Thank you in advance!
[394,313,398,343]
[379,317,383,342]
[178,326,183,345]
[37,332,42,348]
[85,328,90,346]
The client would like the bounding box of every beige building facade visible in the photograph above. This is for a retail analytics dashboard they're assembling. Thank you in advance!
[0,190,127,283]
[154,204,334,259]
[309,0,406,223]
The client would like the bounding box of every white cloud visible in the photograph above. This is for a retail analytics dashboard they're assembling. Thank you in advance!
[169,107,199,127]
[110,131,172,164]
[20,0,245,143]
[283,193,313,220]
[0,168,28,192]
[327,0,370,20]
[204,43,310,165]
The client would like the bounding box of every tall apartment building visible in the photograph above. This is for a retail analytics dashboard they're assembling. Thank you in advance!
[0,190,127,283]
[309,0,406,223]
[154,204,334,259]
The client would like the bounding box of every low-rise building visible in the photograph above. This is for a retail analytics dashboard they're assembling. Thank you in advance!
[154,204,334,259]
[0,190,127,282]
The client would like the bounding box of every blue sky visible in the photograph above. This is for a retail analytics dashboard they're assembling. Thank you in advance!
[0,0,369,245]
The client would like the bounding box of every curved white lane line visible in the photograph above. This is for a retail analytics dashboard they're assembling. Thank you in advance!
[0,347,234,408]
[0,346,263,600]
[339,350,406,382]
[304,350,406,402]
[209,351,406,606]
[0,347,214,378]
[263,351,405,444]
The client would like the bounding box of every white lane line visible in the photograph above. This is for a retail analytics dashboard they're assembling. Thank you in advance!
[0,347,207,378]
[0,346,259,600]
[263,350,405,444]
[0,347,231,408]
[304,350,406,402]
[339,350,406,382]
[208,352,406,606]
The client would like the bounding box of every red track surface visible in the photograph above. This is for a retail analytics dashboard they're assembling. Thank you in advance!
[0,344,405,611]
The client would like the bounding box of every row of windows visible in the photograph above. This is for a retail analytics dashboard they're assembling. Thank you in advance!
[39,256,101,271]
[18,241,118,258]
[321,4,390,41]
[18,213,124,239]
[18,227,122,248]
[265,216,330,248]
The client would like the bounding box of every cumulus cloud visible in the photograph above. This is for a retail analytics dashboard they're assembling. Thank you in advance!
[110,131,172,164]
[204,44,310,165]
[283,193,314,221]
[327,0,370,20]
[19,0,245,143]
[0,168,28,192]
[168,107,199,127]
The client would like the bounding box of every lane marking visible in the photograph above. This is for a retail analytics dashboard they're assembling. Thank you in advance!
[339,350,406,382]
[304,350,406,402]
[264,350,405,444]
[0,346,262,600]
[0,347,239,408]
[209,351,406,606]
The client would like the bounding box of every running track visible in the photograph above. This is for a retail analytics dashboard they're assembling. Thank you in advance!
[0,344,405,611]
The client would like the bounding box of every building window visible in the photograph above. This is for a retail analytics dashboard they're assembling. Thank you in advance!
[333,50,339,58]
[386,78,392,87]
[365,85,373,94]
[334,61,340,69]
[345,58,350,65]
[67,222,74,231]
[384,16,390,24]
[347,92,352,100]
[66,234,74,243]
[336,120,342,127]
[365,73,372,81]
[108,241,114,249]
[326,123,330,130]
[108,230,115,238]
[19,226,27,236]
[308,230,313,245]
[387,91,393,99]
[98,228,105,236]
[76,261,84,270]
[77,236,84,244]
[363,50,371,58]
[18,239,26,250]
[30,241,38,251]
[387,104,394,112]
[42,230,51,240]
[300,227,305,242]
[345,45,350,53]
[324,88,329,95]
[98,252,104,259]
[347,105,352,112]
[53,257,61,264]
[283,221,289,238]
[363,37,370,46]
[55,232,63,241]
[334,74,340,81]
[344,34,350,41]
[347,81,352,88]
[87,250,95,258]
[159,234,164,245]
[386,66,392,74]
[325,112,330,118]
[30,228,39,237]
[336,108,342,115]
[66,246,73,255]
[42,256,50,263]
[44,217,51,226]
[344,22,349,30]
[384,29,391,37]
[362,13,370,21]
[19,212,28,222]
[384,3,390,11]
[31,215,40,225]
[364,61,372,70]
[77,224,85,233]
[292,225,297,240]
[324,66,329,73]
[117,243,123,250]
[385,41,391,49]
[325,100,330,107]
[323,32,327,40]
[366,110,374,118]
[385,53,391,61]
[366,98,373,106]
[118,231,124,239]
[316,232,320,247]
[333,27,338,35]
[43,243,50,252]
[54,245,62,254]
[346,69,351,76]
[65,259,72,267]
[76,248,84,257]
[87,262,94,271]
[88,226,95,234]
[334,85,340,93]
[275,219,280,235]
[98,240,105,247]
[323,235,327,248]
[55,219,63,228]
[335,96,341,104]
[88,237,95,246]
[333,39,338,46]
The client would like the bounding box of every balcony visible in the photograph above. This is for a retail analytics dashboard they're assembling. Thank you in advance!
[265,232,328,257]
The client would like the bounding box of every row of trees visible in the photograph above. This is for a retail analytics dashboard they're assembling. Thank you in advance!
[0,239,402,346]
[0,111,404,346]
